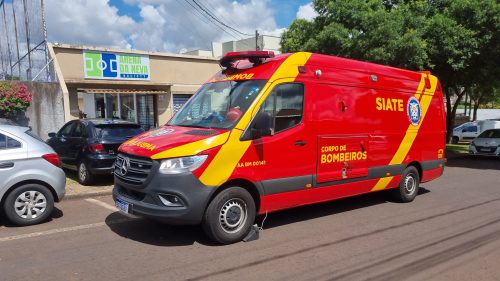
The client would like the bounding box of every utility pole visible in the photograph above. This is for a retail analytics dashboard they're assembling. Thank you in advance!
[255,30,259,50]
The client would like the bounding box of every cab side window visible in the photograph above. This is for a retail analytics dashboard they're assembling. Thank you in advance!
[464,126,478,132]
[59,122,75,137]
[0,133,22,150]
[72,123,86,138]
[260,83,304,133]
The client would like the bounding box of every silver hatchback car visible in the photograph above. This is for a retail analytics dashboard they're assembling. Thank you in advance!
[0,125,66,226]
[469,129,500,157]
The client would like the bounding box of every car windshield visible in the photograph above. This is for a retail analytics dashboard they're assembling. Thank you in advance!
[95,125,144,140]
[478,129,500,138]
[169,80,266,129]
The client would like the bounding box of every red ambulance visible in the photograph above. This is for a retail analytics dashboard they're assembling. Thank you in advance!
[113,51,446,244]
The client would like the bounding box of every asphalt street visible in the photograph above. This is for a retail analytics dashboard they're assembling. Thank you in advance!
[1,156,499,281]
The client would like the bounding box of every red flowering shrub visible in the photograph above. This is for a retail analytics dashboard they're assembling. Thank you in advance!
[0,82,33,118]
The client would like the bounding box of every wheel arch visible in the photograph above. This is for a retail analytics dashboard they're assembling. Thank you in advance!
[209,178,262,213]
[406,161,422,181]
[1,180,60,209]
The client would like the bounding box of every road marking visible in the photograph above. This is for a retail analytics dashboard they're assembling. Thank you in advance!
[85,198,118,212]
[0,218,131,243]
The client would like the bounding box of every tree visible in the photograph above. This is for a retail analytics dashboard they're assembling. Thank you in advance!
[281,0,500,142]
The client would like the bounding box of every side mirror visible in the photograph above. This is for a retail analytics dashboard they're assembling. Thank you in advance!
[251,111,273,139]
[48,132,56,138]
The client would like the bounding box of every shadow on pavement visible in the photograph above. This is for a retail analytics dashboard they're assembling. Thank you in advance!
[105,212,215,246]
[105,188,432,246]
[446,154,500,171]
[0,206,64,227]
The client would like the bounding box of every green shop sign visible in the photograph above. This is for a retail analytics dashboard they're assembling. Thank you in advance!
[83,51,150,80]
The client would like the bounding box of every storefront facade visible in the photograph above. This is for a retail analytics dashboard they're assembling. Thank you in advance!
[49,43,220,130]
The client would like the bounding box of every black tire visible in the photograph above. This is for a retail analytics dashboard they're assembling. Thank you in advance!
[451,136,459,144]
[2,184,54,226]
[77,161,94,185]
[202,187,256,244]
[391,166,420,203]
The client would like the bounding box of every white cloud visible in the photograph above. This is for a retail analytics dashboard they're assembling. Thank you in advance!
[46,0,135,49]
[296,2,318,21]
[45,0,285,53]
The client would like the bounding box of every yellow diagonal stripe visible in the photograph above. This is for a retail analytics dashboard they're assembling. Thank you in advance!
[199,52,312,186]
[371,73,438,191]
[151,132,230,159]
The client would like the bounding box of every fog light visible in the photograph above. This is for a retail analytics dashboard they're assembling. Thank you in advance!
[158,194,184,207]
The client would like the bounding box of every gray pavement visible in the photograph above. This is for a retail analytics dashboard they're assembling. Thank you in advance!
[1,155,499,281]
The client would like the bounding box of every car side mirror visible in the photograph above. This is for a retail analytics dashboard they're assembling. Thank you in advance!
[48,132,56,138]
[251,111,273,139]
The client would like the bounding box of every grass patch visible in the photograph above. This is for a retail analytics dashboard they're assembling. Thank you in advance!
[446,144,469,154]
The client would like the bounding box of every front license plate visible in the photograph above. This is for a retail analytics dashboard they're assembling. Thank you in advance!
[115,197,130,214]
[480,148,492,152]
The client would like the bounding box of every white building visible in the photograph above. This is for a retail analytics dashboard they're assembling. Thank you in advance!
[181,35,281,58]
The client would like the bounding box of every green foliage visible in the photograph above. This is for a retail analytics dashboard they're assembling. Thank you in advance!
[0,82,33,118]
[281,0,499,141]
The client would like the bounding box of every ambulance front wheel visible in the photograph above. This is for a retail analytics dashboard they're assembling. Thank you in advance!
[392,166,420,203]
[202,186,256,244]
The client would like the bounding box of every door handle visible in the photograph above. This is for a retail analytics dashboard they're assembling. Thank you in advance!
[294,140,307,146]
[0,162,14,169]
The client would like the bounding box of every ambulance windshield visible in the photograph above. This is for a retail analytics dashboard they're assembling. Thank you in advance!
[169,80,266,129]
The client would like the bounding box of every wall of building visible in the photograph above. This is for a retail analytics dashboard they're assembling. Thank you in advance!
[24,82,65,139]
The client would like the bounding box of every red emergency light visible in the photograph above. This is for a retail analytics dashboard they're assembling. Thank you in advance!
[219,51,275,69]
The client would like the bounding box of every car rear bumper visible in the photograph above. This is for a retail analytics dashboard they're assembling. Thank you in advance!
[86,154,117,174]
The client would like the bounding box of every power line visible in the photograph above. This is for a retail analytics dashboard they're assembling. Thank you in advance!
[183,0,244,41]
[191,0,253,37]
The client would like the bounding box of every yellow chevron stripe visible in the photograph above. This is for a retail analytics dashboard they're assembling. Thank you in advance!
[199,52,312,186]
[150,132,230,159]
[371,73,438,191]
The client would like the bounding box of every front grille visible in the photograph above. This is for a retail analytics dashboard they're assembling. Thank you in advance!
[475,146,496,153]
[114,154,153,186]
[117,186,146,201]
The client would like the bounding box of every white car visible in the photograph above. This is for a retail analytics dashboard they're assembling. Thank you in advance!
[0,125,66,226]
[469,129,500,157]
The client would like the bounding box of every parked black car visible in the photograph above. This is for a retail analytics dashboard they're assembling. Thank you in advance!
[47,119,144,185]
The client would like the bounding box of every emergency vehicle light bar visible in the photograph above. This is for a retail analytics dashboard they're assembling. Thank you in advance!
[220,51,275,68]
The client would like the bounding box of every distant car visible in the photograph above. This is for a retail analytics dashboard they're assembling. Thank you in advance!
[0,125,65,226]
[47,119,144,185]
[469,129,500,157]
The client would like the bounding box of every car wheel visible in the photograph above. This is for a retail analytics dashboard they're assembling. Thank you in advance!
[78,161,94,185]
[202,187,256,244]
[3,184,54,226]
[391,166,420,203]
[451,136,459,144]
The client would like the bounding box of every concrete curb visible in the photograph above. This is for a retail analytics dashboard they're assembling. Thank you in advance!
[64,189,113,200]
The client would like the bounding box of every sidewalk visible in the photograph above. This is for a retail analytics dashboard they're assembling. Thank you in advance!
[64,175,114,200]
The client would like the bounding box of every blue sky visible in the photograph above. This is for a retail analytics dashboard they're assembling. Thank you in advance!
[44,0,318,53]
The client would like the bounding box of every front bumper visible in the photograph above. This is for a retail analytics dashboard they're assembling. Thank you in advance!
[469,145,500,156]
[113,169,216,225]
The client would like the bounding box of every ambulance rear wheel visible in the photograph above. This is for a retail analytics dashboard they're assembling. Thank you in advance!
[392,166,420,203]
[202,186,256,244]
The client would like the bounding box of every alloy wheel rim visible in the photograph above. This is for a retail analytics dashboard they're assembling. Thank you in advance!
[79,163,87,182]
[14,191,47,219]
[219,198,247,234]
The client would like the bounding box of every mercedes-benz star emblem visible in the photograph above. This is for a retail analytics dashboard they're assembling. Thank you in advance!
[120,157,130,176]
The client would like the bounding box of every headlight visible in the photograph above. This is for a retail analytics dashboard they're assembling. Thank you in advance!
[159,155,208,174]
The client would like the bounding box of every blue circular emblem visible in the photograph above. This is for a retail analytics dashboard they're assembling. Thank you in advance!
[407,97,421,126]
